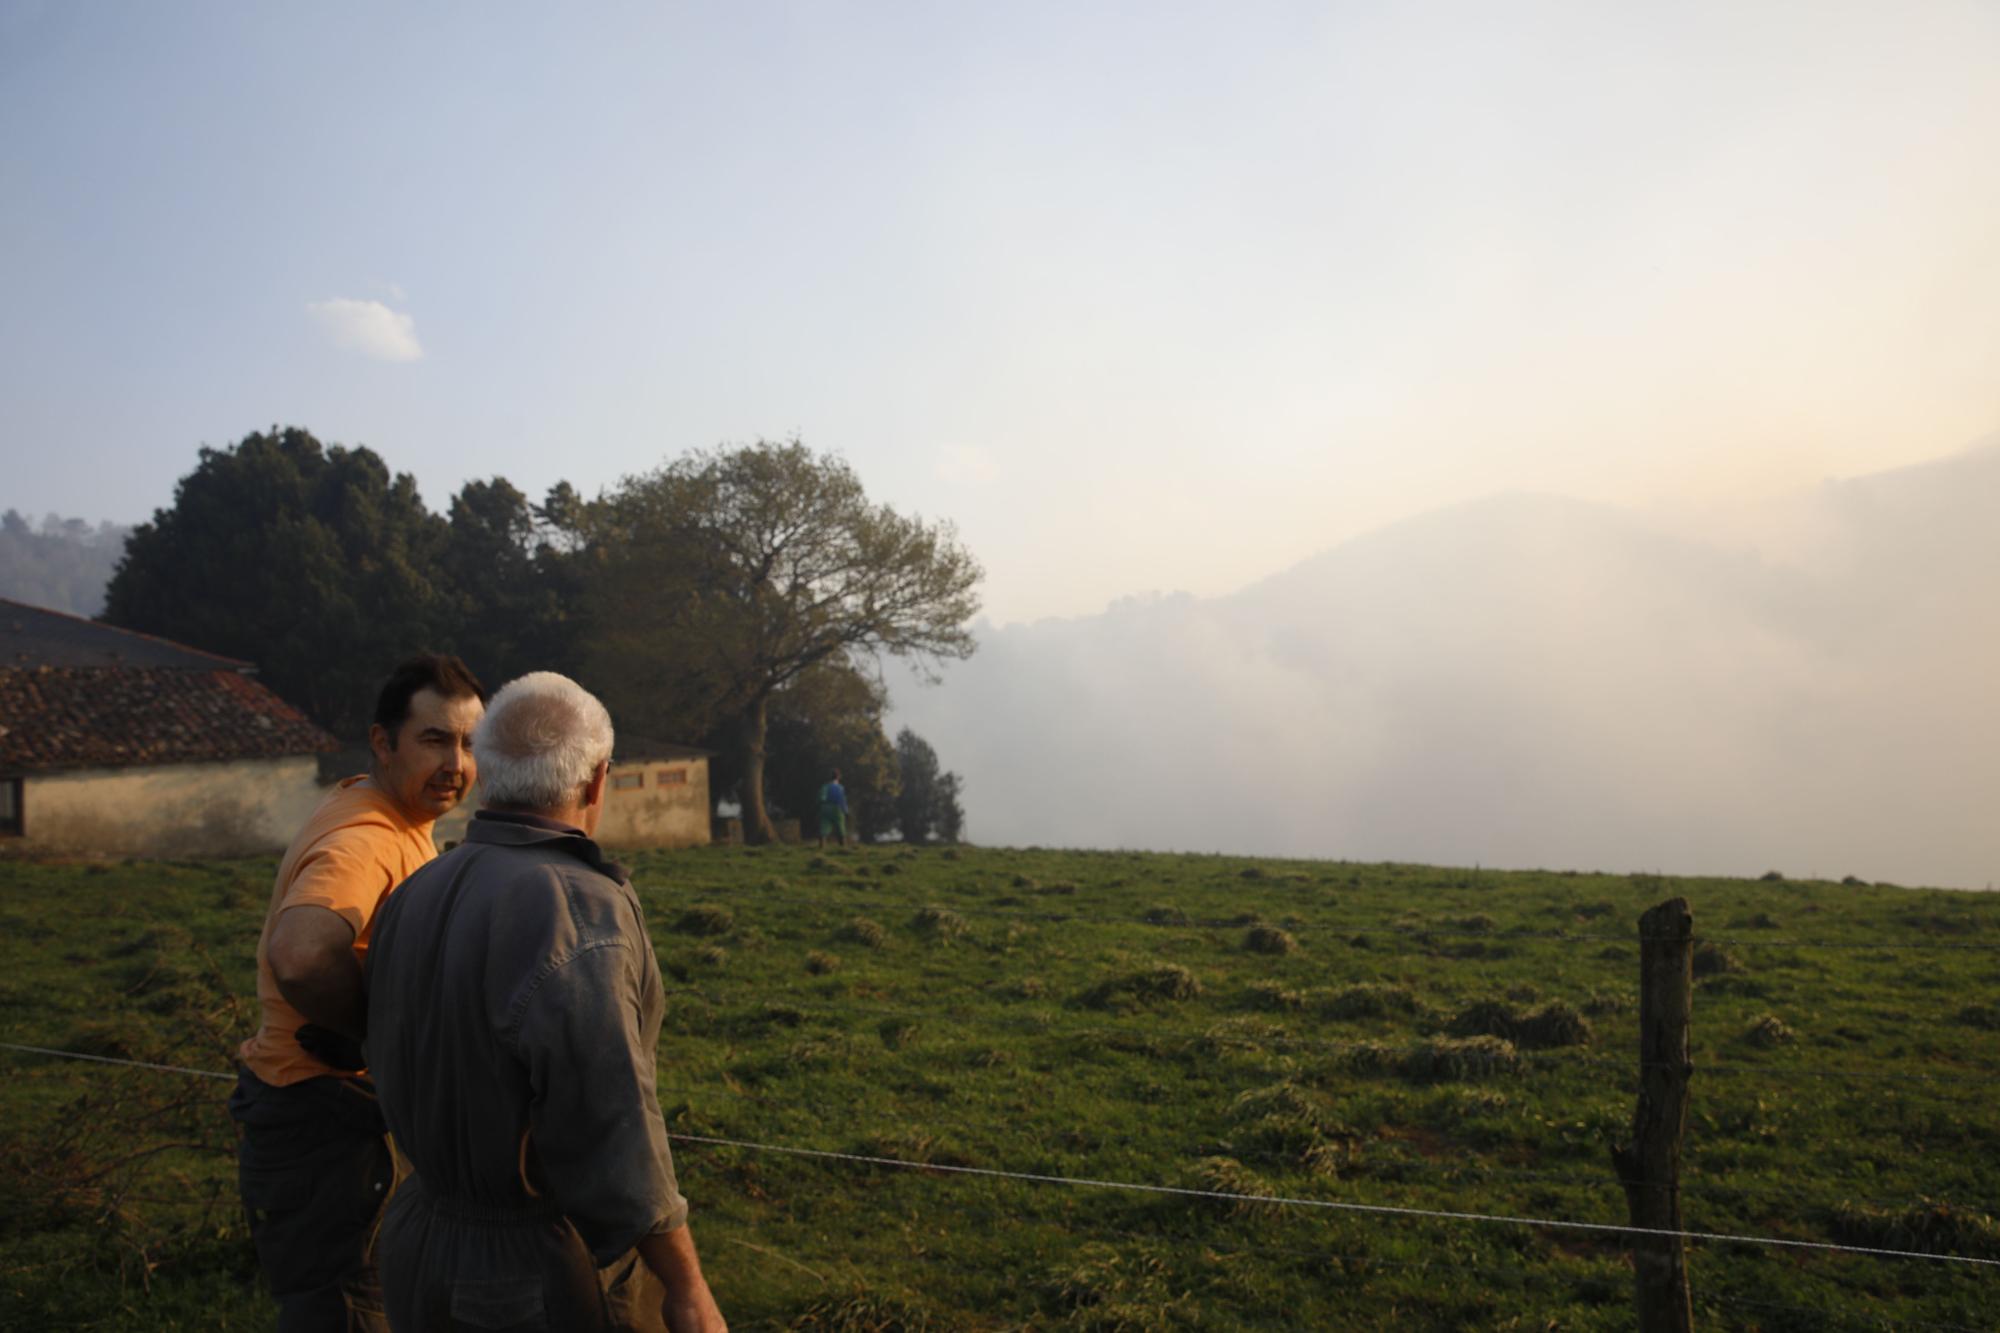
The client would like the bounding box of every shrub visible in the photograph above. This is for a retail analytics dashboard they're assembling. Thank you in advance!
[674,904,735,936]
[1243,925,1299,955]
[1758,870,1785,882]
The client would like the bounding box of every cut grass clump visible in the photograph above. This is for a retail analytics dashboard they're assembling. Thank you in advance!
[1347,1036,1521,1084]
[674,904,735,936]
[1083,963,1202,1010]
[1321,983,1421,1020]
[790,1287,946,1331]
[1741,1013,1795,1047]
[1243,924,1298,955]
[1955,1004,2000,1030]
[1193,1156,1273,1213]
[910,905,968,942]
[840,917,888,949]
[1448,998,1592,1050]
[1691,942,1743,978]
[1227,1082,1358,1177]
[1142,905,1188,926]
[1828,1198,2000,1260]
[1245,980,1306,1011]
[805,950,840,975]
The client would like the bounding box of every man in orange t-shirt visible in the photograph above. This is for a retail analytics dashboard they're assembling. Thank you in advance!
[231,654,485,1333]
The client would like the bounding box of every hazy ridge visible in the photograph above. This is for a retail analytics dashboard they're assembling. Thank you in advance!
[891,442,2000,889]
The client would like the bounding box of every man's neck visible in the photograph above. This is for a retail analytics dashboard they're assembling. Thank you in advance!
[359,771,434,831]
[484,802,590,831]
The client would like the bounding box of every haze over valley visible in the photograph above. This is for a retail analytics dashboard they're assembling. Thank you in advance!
[890,440,2000,890]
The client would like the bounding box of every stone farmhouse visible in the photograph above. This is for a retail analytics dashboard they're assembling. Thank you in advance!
[1,598,714,858]
[0,598,338,857]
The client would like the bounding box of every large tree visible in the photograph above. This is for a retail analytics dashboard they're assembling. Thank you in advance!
[893,726,965,844]
[438,478,570,686]
[578,438,981,842]
[757,656,900,841]
[103,427,450,737]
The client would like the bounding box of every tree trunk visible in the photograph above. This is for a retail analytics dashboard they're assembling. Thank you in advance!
[738,694,778,845]
[1611,897,1695,1333]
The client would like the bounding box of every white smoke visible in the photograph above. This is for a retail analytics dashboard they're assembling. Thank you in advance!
[890,441,2000,889]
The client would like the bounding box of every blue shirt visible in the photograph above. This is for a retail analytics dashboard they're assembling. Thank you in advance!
[820,781,847,811]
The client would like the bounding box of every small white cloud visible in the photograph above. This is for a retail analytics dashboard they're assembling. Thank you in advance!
[937,443,1000,485]
[305,298,423,362]
[372,278,408,301]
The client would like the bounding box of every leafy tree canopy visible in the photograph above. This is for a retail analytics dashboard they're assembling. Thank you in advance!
[576,437,981,841]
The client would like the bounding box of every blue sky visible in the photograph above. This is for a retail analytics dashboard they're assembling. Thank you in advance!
[5,1,1998,623]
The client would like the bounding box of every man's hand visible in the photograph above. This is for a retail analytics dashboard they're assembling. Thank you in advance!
[294,1023,366,1071]
[640,1225,726,1333]
[267,905,366,1042]
[662,1283,727,1333]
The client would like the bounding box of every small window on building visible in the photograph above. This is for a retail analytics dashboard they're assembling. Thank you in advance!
[657,767,688,786]
[611,772,645,792]
[0,778,21,836]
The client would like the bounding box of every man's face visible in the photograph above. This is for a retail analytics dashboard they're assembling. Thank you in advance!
[369,687,484,824]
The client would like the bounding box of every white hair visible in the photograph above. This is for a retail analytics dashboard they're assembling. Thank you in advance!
[473,672,615,811]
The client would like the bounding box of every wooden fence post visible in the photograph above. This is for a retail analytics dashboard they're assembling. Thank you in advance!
[1610,897,1694,1333]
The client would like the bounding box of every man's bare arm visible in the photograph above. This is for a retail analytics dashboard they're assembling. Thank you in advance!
[638,1224,726,1333]
[267,905,365,1037]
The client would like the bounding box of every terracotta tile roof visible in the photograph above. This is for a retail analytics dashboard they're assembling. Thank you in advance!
[0,666,339,773]
[0,597,252,670]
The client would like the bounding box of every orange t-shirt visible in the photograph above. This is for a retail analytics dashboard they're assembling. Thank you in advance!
[237,776,439,1086]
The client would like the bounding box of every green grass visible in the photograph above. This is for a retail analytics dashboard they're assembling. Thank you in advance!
[3,847,1999,1329]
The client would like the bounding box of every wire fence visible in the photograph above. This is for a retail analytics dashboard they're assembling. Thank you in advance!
[3,1039,1996,1277]
[639,880,2000,953]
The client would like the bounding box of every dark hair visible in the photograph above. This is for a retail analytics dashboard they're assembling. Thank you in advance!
[372,654,487,739]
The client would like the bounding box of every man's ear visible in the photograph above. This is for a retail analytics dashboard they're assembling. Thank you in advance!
[581,760,610,810]
[368,723,394,766]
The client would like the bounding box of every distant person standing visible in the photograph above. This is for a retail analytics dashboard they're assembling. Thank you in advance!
[231,654,487,1332]
[817,769,848,848]
[364,672,727,1332]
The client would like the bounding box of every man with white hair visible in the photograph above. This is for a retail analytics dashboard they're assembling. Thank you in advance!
[363,672,726,1332]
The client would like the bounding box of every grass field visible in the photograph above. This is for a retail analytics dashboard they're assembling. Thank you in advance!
[3,844,1999,1330]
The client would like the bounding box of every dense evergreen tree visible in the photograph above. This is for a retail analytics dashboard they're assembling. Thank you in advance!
[103,427,449,738]
[894,727,965,844]
[758,657,900,841]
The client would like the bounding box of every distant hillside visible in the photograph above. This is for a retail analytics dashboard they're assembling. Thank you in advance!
[0,511,130,616]
[889,442,2000,889]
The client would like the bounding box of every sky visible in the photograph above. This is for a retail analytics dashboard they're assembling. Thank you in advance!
[4,1,1998,627]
